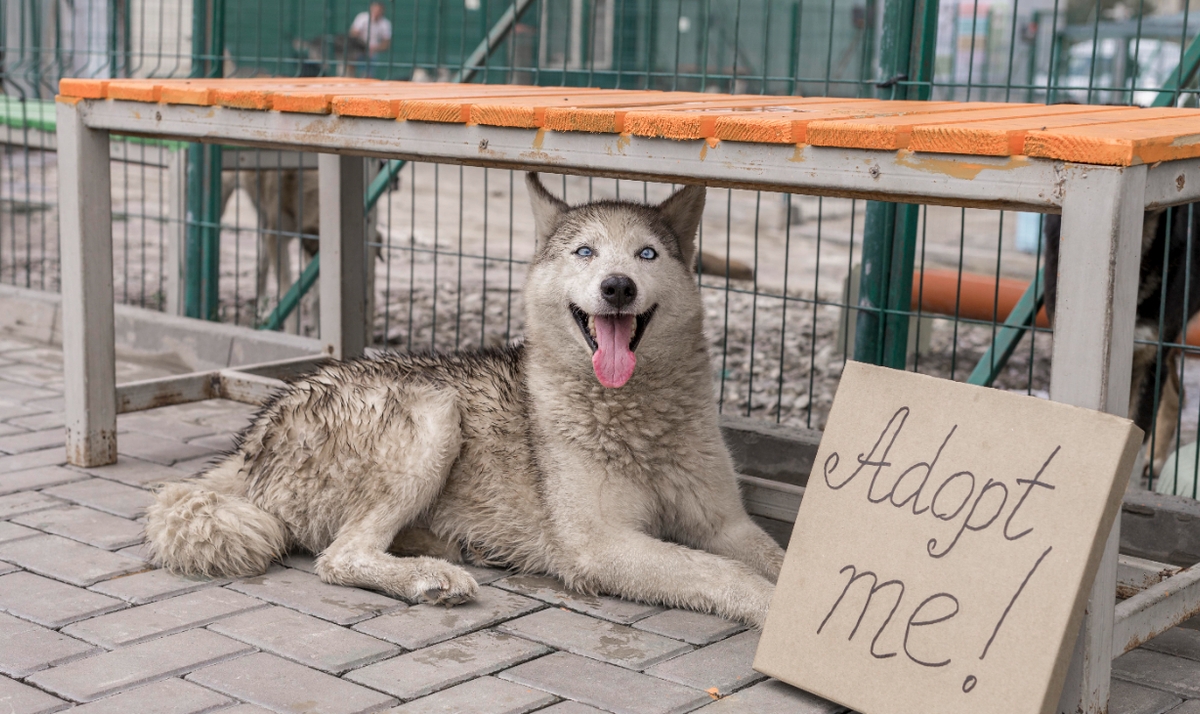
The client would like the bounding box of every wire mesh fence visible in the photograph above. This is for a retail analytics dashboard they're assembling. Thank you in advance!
[1,0,1198,489]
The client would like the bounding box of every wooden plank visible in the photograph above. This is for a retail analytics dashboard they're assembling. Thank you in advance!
[58,78,108,99]
[400,87,625,123]
[219,370,285,405]
[737,474,804,523]
[318,154,367,359]
[624,100,969,141]
[1026,113,1200,166]
[116,372,216,413]
[804,103,1123,151]
[212,79,380,111]
[333,84,609,120]
[910,107,1193,156]
[546,96,860,136]
[470,91,717,129]
[56,102,118,466]
[1116,555,1181,600]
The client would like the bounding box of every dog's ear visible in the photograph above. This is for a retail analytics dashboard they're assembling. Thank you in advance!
[658,184,706,267]
[526,173,568,249]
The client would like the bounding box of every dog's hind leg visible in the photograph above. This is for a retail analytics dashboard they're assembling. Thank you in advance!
[313,387,477,605]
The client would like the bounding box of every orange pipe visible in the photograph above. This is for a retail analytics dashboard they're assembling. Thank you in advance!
[914,269,1200,348]
[912,268,1050,328]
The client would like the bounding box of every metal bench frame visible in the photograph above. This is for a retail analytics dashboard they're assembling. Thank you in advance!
[56,96,1200,713]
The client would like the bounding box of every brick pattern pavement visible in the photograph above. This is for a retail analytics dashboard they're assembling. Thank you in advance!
[0,333,1190,714]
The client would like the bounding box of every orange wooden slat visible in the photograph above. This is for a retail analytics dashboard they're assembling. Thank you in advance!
[332,84,606,120]
[212,79,381,110]
[58,78,108,99]
[544,94,854,134]
[400,87,628,123]
[1024,112,1200,166]
[800,103,1135,150]
[711,100,973,143]
[908,106,1185,156]
[624,100,967,141]
[469,91,722,129]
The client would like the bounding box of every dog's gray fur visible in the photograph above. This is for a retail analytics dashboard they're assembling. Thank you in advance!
[146,174,784,626]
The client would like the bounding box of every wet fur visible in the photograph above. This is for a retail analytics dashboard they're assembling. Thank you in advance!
[147,174,784,625]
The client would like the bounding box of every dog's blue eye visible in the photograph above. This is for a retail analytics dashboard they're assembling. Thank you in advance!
[639,247,657,260]
[574,246,593,258]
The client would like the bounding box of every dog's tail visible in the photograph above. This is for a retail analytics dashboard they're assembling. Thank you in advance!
[144,454,288,578]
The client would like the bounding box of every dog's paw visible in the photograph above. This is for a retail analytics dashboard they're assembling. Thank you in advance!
[412,560,478,606]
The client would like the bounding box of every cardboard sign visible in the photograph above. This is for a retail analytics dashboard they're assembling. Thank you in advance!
[755,362,1141,714]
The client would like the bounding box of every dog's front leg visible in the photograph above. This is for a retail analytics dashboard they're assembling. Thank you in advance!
[704,515,786,583]
[560,529,775,627]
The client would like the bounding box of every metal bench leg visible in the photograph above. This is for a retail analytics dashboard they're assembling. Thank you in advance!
[318,153,367,360]
[1051,164,1147,714]
[56,101,117,467]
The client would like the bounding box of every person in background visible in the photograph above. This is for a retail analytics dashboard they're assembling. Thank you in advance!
[347,3,392,77]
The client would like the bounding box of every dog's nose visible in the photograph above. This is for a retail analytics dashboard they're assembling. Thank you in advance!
[600,274,637,310]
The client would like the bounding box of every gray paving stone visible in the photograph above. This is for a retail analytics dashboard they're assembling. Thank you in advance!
[7,412,64,432]
[493,574,661,624]
[1114,649,1200,697]
[694,680,841,713]
[0,491,64,519]
[208,605,401,674]
[115,431,216,467]
[227,565,405,625]
[119,413,217,443]
[0,466,86,496]
[1143,628,1200,662]
[0,571,125,628]
[281,552,316,573]
[0,429,65,455]
[0,448,67,475]
[1109,679,1181,714]
[355,585,544,649]
[215,706,276,714]
[633,610,745,647]
[172,455,220,476]
[63,587,266,648]
[533,704,606,714]
[0,380,57,403]
[0,611,97,677]
[0,534,144,586]
[499,651,711,714]
[68,678,233,714]
[188,651,398,714]
[346,629,550,701]
[118,542,152,562]
[42,478,153,519]
[645,631,763,695]
[21,396,64,415]
[76,456,190,487]
[387,676,557,714]
[0,563,16,576]
[90,568,228,605]
[1164,700,1200,714]
[27,628,253,703]
[0,674,69,714]
[462,565,514,585]
[0,520,39,544]
[499,608,691,670]
[186,433,237,452]
[12,505,143,550]
[0,401,48,421]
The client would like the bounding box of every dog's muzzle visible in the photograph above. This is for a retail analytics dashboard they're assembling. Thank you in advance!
[569,303,657,388]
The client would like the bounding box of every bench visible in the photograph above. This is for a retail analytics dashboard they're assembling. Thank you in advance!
[53,77,1200,713]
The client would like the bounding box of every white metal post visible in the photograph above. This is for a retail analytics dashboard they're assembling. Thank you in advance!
[1051,164,1148,714]
[164,148,187,316]
[56,101,118,466]
[318,153,367,359]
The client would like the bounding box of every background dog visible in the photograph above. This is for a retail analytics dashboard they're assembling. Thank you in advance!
[148,173,785,626]
[1043,203,1200,475]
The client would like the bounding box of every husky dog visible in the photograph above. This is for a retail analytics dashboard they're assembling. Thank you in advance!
[1044,203,1200,473]
[147,174,785,626]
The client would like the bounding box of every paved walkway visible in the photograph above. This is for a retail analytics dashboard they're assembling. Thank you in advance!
[0,334,1195,714]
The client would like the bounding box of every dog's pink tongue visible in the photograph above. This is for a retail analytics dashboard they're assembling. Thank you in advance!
[592,314,636,388]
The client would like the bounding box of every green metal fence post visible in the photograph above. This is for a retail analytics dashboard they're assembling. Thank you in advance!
[184,0,224,320]
[854,0,938,367]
